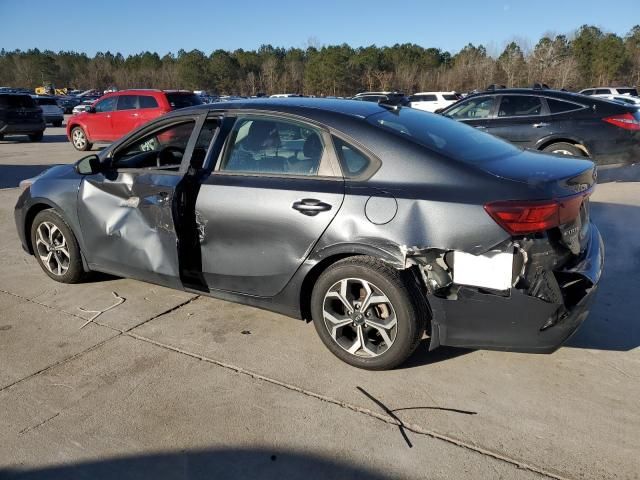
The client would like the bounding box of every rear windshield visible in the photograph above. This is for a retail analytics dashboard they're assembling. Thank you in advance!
[35,97,58,106]
[165,92,203,110]
[617,88,638,96]
[0,94,36,108]
[367,107,520,163]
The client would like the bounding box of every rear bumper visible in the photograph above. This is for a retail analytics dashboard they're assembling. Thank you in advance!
[0,121,46,135]
[43,114,64,123]
[429,224,604,353]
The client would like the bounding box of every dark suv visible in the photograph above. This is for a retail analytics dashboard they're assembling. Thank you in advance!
[440,87,640,165]
[0,93,46,142]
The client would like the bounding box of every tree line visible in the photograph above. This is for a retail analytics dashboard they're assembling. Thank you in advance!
[1,25,639,96]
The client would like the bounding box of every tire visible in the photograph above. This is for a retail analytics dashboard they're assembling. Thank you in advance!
[28,132,43,142]
[71,126,92,151]
[542,142,585,157]
[0,133,4,140]
[30,209,86,284]
[53,120,63,128]
[311,256,427,370]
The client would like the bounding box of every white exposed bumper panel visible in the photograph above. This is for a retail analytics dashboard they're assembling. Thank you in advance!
[452,250,513,291]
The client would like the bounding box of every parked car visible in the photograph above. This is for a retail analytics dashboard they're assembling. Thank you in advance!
[593,94,640,106]
[56,95,82,114]
[72,99,96,115]
[352,91,410,106]
[408,91,461,112]
[0,93,46,141]
[66,89,203,151]
[270,93,304,98]
[15,99,603,369]
[579,87,638,97]
[439,87,640,165]
[31,95,64,127]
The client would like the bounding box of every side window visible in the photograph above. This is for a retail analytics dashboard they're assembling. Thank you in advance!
[138,95,159,109]
[94,97,117,113]
[113,120,196,170]
[191,119,219,169]
[446,96,495,120]
[220,117,329,176]
[595,89,611,95]
[581,90,594,96]
[116,95,138,111]
[498,95,542,117]
[332,136,371,178]
[547,98,583,114]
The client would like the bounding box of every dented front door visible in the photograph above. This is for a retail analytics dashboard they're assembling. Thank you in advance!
[77,171,183,288]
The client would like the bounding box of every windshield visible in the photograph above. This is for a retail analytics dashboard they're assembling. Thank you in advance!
[166,93,203,110]
[367,107,520,163]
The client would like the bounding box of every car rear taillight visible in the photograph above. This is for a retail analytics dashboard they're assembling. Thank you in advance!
[602,112,640,131]
[484,194,587,235]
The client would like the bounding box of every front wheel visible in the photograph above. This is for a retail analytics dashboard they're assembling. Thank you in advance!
[30,209,86,283]
[71,126,92,151]
[311,256,427,370]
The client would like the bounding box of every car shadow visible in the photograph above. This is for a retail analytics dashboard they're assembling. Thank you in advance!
[0,133,68,143]
[565,201,640,351]
[0,448,393,480]
[0,164,58,188]
[401,342,471,369]
[597,163,640,184]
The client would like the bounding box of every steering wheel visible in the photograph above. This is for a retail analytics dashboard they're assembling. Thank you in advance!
[156,146,184,167]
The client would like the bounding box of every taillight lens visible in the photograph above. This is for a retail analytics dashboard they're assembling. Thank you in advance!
[602,112,640,131]
[485,194,587,235]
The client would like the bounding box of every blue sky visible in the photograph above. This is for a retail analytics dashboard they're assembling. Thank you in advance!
[1,0,638,56]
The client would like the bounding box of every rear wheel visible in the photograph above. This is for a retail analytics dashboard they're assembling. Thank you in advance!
[71,126,92,151]
[542,142,585,157]
[30,209,86,284]
[311,256,427,370]
[28,132,43,142]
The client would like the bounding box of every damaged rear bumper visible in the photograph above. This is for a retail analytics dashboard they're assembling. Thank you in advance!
[427,224,604,353]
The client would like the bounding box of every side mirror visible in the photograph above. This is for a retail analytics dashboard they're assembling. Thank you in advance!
[75,154,101,175]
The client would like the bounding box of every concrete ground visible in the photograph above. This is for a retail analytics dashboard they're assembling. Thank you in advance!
[0,120,638,480]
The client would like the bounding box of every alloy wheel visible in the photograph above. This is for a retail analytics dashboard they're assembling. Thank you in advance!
[322,278,398,358]
[35,221,70,276]
[72,128,86,149]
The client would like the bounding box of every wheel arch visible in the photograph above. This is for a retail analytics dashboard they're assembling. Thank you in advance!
[535,136,590,156]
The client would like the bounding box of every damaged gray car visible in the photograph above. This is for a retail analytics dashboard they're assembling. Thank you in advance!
[14,99,603,370]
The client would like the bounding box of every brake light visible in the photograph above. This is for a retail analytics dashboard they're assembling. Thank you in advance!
[484,194,587,235]
[602,112,640,130]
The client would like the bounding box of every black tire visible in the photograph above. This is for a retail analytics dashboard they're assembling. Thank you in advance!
[53,120,63,128]
[542,142,585,157]
[70,126,92,151]
[29,132,43,142]
[30,209,86,284]
[0,133,4,140]
[311,256,427,370]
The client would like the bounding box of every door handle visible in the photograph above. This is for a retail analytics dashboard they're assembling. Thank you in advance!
[292,198,332,216]
[532,122,549,128]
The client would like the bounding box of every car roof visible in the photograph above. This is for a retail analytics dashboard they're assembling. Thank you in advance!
[464,88,593,101]
[181,97,392,119]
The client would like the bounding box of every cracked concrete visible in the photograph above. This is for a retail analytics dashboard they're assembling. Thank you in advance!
[1,124,639,479]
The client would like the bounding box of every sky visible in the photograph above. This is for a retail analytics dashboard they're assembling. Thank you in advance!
[1,0,639,57]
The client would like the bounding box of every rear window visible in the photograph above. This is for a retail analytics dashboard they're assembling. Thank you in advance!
[0,95,36,108]
[367,107,520,164]
[139,95,159,109]
[442,94,460,101]
[410,94,437,102]
[547,98,583,114]
[165,92,203,110]
[35,97,58,106]
[616,88,638,96]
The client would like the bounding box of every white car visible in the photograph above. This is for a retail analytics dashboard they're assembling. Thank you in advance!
[72,99,95,115]
[579,87,638,97]
[270,93,303,98]
[31,95,64,127]
[408,91,461,112]
[593,94,640,106]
